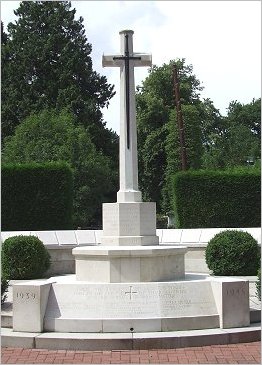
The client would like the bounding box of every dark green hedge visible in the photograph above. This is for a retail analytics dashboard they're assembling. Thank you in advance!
[172,169,261,228]
[2,162,73,230]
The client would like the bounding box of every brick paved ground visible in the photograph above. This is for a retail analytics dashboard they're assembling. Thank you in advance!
[1,342,261,364]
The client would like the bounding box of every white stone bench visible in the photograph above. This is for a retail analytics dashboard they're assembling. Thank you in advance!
[1,228,260,275]
[0,230,99,246]
[1,227,260,246]
[157,227,261,246]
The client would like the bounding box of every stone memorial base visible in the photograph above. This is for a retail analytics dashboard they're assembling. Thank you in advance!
[101,202,159,246]
[72,246,187,282]
[12,274,250,333]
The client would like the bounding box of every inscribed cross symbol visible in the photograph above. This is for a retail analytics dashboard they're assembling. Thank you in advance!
[125,286,138,300]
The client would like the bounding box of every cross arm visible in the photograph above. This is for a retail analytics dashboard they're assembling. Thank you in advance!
[133,53,152,67]
[102,53,152,68]
[102,54,123,67]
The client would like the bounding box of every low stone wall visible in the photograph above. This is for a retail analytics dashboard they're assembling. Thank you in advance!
[1,228,260,275]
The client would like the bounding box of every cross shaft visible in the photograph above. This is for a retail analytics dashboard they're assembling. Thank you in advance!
[102,30,152,202]
[112,34,141,149]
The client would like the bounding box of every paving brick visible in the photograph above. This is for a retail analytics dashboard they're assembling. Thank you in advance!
[167,355,179,362]
[82,356,93,361]
[139,350,149,354]
[178,359,189,364]
[216,359,228,364]
[1,341,261,364]
[158,354,169,360]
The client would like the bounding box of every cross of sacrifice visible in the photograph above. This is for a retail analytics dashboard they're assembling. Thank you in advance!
[102,30,152,203]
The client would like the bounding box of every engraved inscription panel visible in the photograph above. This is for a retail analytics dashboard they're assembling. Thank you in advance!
[140,203,156,235]
[119,204,140,236]
[45,281,218,320]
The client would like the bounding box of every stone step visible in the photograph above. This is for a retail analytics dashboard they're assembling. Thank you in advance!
[1,313,12,328]
[1,301,13,328]
[250,308,261,323]
[1,324,261,350]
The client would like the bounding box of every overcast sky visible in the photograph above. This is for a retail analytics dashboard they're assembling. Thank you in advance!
[1,1,261,134]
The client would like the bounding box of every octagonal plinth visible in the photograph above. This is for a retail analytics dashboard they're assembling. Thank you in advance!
[72,246,187,283]
[101,202,159,246]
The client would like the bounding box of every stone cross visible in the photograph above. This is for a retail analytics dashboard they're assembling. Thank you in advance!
[102,30,152,203]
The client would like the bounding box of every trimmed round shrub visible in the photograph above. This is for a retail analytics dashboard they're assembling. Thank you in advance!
[256,268,261,301]
[205,230,260,276]
[2,235,51,280]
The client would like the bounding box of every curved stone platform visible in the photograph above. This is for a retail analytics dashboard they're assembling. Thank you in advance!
[10,274,252,334]
[2,274,260,350]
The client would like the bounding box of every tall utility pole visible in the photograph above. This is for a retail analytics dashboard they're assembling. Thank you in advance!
[172,63,187,171]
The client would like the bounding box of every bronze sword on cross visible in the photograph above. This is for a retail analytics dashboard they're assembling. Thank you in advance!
[102,30,151,202]
[112,34,142,149]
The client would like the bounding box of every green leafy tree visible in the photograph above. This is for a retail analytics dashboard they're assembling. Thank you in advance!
[137,59,203,107]
[202,99,261,168]
[227,99,260,137]
[162,105,205,213]
[1,1,116,162]
[139,125,168,208]
[137,93,169,207]
[197,98,226,151]
[137,59,259,214]
[2,109,117,227]
[136,59,221,212]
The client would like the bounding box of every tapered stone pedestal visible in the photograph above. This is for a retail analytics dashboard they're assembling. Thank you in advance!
[101,202,159,246]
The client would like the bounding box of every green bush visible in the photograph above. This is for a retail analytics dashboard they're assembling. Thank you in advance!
[205,230,260,276]
[1,162,73,230]
[172,169,261,228]
[256,268,261,301]
[1,278,9,304]
[156,214,168,229]
[2,235,51,280]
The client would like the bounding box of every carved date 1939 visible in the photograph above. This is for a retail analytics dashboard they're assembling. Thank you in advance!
[16,292,36,300]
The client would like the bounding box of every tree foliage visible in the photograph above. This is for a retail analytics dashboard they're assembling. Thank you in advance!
[1,1,119,227]
[202,98,261,168]
[136,59,221,213]
[136,58,260,214]
[1,1,117,162]
[2,109,117,227]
